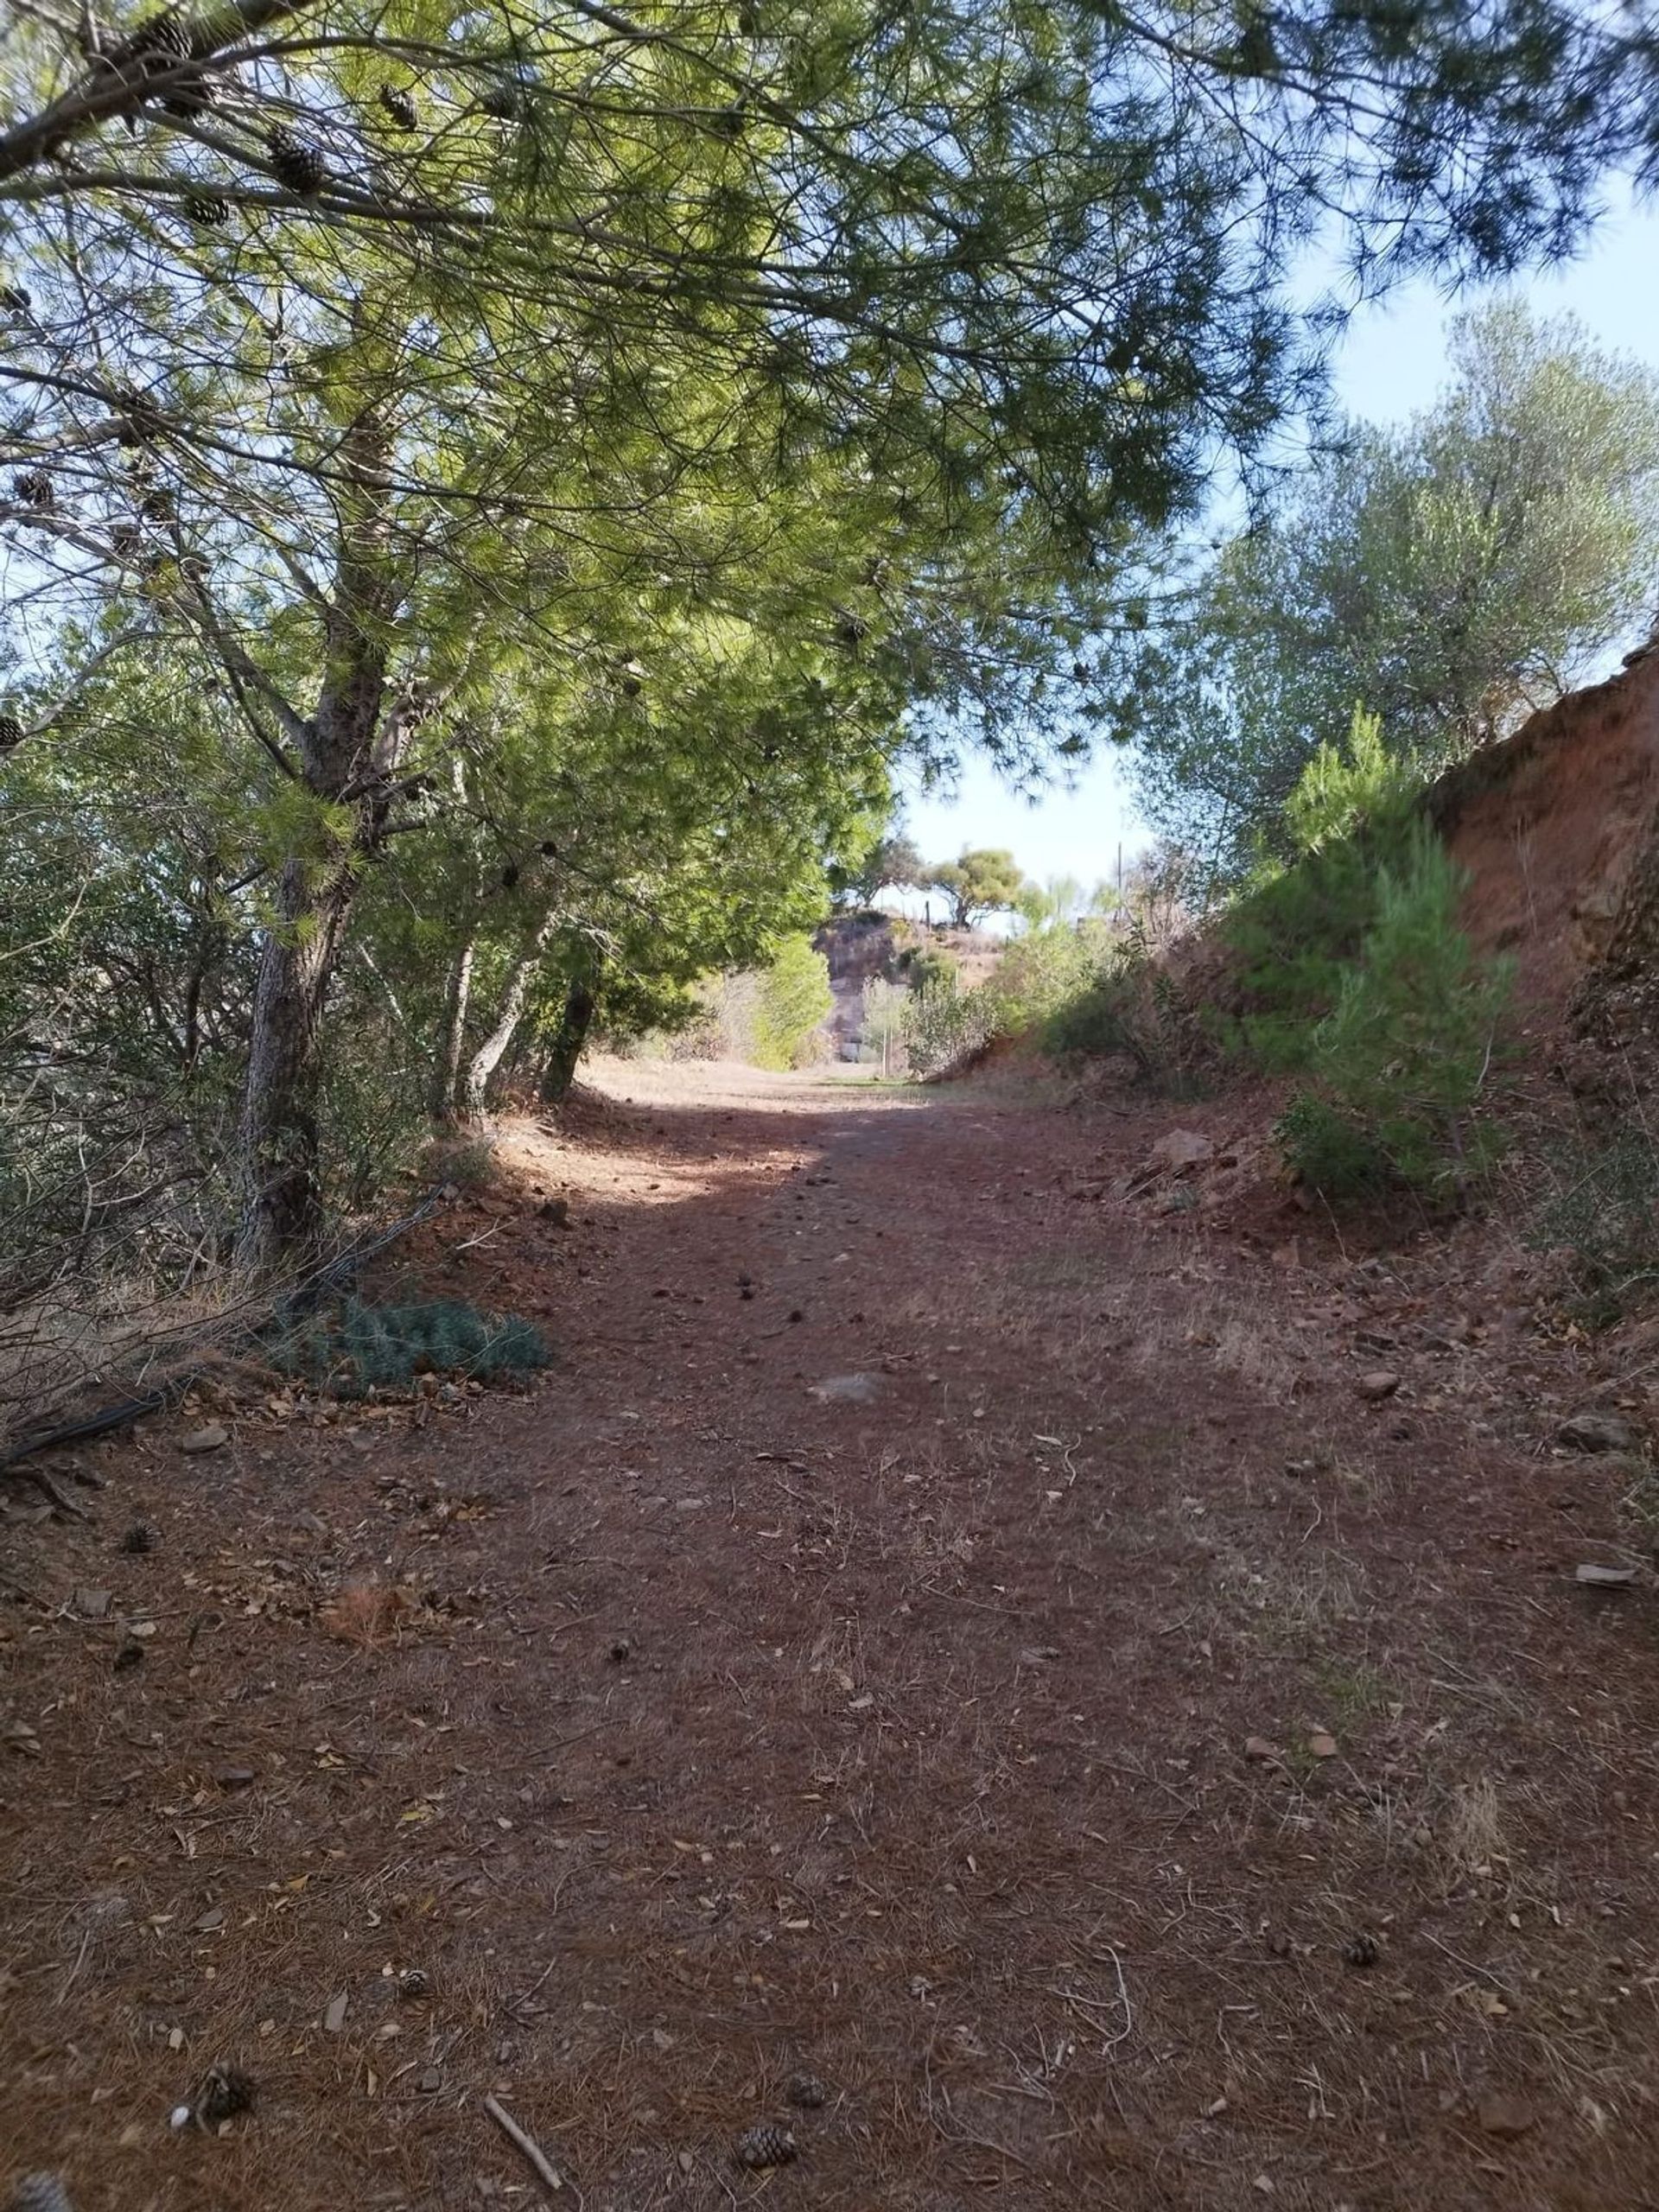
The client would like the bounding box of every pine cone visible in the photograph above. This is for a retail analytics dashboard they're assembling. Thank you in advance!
[0,713,25,750]
[378,84,418,130]
[785,2071,827,2109]
[733,2124,797,2171]
[266,125,327,196]
[478,83,522,120]
[397,1967,429,1999]
[13,471,54,511]
[111,385,167,446]
[8,2177,74,2212]
[1342,1931,1379,1969]
[182,193,230,226]
[0,285,31,316]
[110,8,190,73]
[119,1521,156,1554]
[196,2063,255,2124]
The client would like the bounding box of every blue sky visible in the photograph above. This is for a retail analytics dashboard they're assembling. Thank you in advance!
[901,183,1659,896]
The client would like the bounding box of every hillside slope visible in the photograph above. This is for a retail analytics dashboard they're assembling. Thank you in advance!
[1432,648,1659,1040]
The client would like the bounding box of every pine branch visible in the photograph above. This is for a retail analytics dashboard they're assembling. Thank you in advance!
[0,1,306,185]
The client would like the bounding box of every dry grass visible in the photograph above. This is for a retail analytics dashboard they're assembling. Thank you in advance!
[1441,1774,1509,1872]
[319,1579,415,1646]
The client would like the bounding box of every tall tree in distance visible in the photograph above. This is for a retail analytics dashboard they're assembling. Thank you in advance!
[931,849,1027,930]
[1115,302,1659,886]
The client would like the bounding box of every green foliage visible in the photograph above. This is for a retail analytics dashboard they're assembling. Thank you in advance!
[750,938,834,1071]
[983,925,1103,1033]
[1223,840,1399,1069]
[930,849,1027,928]
[1221,714,1426,1066]
[1043,926,1205,1094]
[269,1298,550,1400]
[900,944,961,995]
[830,830,926,908]
[901,919,1108,1077]
[1274,830,1512,1204]
[1015,874,1092,931]
[1530,1135,1659,1325]
[1273,1094,1395,1201]
[1282,708,1420,856]
[902,982,1000,1080]
[858,976,908,1068]
[1118,303,1659,884]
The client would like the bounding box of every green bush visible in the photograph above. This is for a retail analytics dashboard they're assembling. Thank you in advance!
[1043,922,1205,1093]
[1221,710,1425,1067]
[902,980,998,1077]
[1273,1093,1393,1199]
[750,936,834,1070]
[1276,827,1511,1204]
[899,943,960,995]
[269,1296,550,1398]
[899,924,1106,1078]
[982,924,1102,1031]
[1282,706,1420,857]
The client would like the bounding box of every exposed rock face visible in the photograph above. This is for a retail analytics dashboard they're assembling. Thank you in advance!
[1571,819,1659,1049]
[1428,654,1659,1029]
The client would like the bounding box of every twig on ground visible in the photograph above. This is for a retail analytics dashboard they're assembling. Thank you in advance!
[485,2094,571,2198]
[1421,1929,1512,1991]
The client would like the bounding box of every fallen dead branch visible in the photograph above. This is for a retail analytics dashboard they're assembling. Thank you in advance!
[484,2094,571,2199]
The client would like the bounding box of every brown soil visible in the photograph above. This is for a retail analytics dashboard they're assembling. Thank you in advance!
[6,1058,1659,2211]
[1435,652,1659,1016]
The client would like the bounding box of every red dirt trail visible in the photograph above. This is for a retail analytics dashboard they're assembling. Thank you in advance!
[5,1061,1659,2211]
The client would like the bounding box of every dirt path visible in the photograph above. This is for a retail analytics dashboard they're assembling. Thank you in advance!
[5,1063,1659,2210]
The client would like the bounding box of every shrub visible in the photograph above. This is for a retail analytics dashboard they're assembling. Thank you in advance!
[1221,709,1425,1066]
[1274,1093,1394,1199]
[982,923,1101,1032]
[1276,826,1512,1204]
[899,924,1104,1078]
[859,975,908,1069]
[269,1296,550,1398]
[899,943,960,995]
[902,980,999,1077]
[1282,705,1420,856]
[750,937,834,1070]
[1043,921,1206,1093]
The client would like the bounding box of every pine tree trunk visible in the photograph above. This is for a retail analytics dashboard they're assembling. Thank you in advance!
[461,917,556,1122]
[431,936,475,1122]
[538,977,598,1103]
[236,849,359,1269]
[233,401,408,1269]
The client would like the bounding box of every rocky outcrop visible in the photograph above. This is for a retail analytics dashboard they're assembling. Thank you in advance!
[1427,652,1659,1028]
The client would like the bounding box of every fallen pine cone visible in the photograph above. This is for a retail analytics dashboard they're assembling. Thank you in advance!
[196,2063,255,2125]
[734,2123,797,2170]
[1342,1932,1379,1969]
[785,2072,827,2109]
